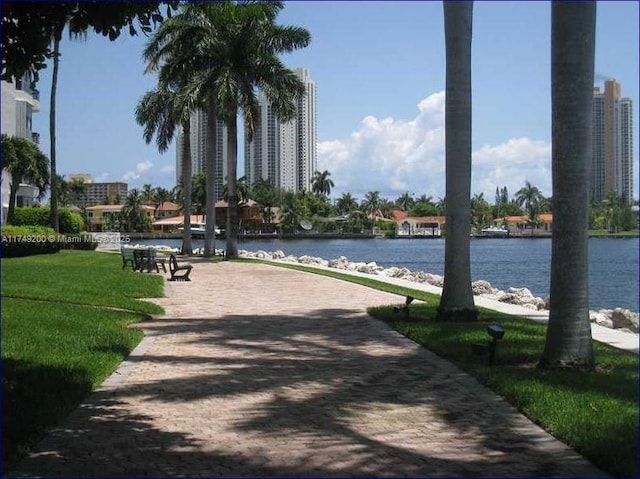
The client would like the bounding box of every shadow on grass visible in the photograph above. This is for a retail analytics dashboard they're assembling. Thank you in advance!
[2,358,94,472]
[8,308,607,477]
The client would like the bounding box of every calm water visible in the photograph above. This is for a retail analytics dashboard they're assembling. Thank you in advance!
[136,237,640,311]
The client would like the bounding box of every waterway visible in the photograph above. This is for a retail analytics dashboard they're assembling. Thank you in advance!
[134,237,639,312]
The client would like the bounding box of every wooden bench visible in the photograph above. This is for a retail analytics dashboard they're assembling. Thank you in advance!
[168,254,193,281]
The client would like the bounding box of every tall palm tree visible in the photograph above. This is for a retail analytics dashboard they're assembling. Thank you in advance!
[515,181,545,226]
[540,2,596,371]
[1,134,49,224]
[135,83,195,253]
[311,170,334,197]
[143,1,310,259]
[438,1,477,322]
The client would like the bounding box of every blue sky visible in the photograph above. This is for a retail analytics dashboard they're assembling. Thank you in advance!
[31,1,639,202]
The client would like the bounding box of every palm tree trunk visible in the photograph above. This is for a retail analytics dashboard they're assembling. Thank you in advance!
[204,102,217,256]
[540,1,596,371]
[226,113,239,259]
[49,29,62,233]
[7,179,19,224]
[181,120,193,254]
[438,1,477,322]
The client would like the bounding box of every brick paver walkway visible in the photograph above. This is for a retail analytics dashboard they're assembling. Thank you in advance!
[10,262,606,477]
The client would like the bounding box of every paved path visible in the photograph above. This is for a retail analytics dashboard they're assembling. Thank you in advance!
[11,262,607,477]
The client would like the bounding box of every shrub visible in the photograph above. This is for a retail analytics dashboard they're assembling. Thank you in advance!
[11,206,85,234]
[61,235,99,251]
[1,225,63,257]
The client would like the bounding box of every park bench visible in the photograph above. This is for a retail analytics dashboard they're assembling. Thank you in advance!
[121,247,136,270]
[133,248,168,273]
[168,254,193,281]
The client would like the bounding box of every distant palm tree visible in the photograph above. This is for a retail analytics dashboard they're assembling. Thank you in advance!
[1,134,49,224]
[361,191,381,216]
[251,178,278,225]
[141,184,155,204]
[438,1,477,322]
[312,170,334,197]
[540,2,596,371]
[69,178,86,207]
[335,192,358,215]
[515,181,545,225]
[122,189,150,232]
[155,187,172,214]
[396,191,414,212]
[55,174,71,207]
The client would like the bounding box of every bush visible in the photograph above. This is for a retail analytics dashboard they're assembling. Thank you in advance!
[11,206,85,234]
[61,235,99,251]
[1,225,63,257]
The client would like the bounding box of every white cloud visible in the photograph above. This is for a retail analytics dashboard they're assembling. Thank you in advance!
[122,160,153,182]
[160,164,174,174]
[318,91,552,202]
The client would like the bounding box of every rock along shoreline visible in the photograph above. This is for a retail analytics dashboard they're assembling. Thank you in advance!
[136,244,639,336]
[239,248,639,336]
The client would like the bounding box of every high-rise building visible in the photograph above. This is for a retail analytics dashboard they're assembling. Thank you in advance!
[244,68,317,193]
[65,174,128,208]
[591,79,634,204]
[175,110,228,200]
[1,74,42,224]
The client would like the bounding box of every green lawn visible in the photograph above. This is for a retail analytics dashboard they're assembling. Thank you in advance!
[1,250,164,471]
[256,259,638,478]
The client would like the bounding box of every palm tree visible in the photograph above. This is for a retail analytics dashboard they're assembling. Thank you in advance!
[121,189,149,232]
[515,181,545,227]
[191,172,207,217]
[335,192,358,216]
[155,187,172,210]
[540,2,596,371]
[135,83,195,254]
[68,178,86,206]
[361,191,381,216]
[1,134,49,224]
[438,1,477,322]
[396,191,414,212]
[55,174,71,207]
[251,178,278,226]
[141,183,155,204]
[311,170,334,197]
[143,2,310,259]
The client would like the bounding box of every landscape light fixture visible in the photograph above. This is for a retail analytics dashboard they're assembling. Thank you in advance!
[392,296,415,319]
[486,324,505,366]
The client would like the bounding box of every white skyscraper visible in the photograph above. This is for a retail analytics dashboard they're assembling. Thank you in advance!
[176,110,228,200]
[245,68,317,193]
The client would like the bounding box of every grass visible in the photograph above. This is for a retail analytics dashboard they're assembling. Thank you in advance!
[2,250,164,314]
[255,259,638,478]
[1,250,164,471]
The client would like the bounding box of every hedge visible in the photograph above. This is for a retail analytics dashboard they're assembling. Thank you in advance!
[1,225,64,257]
[10,206,85,234]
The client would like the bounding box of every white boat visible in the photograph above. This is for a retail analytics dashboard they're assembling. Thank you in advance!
[179,222,223,238]
[479,225,509,237]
